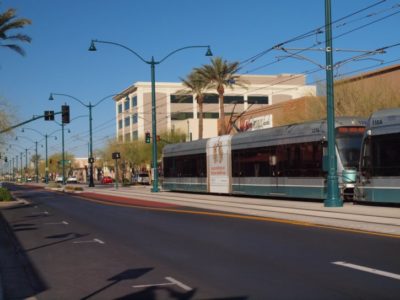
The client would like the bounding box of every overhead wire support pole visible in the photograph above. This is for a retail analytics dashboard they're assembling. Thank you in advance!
[324,0,341,207]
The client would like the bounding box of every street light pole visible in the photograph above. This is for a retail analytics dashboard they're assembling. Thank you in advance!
[35,141,39,183]
[45,134,49,184]
[88,103,94,187]
[324,0,341,207]
[89,40,212,192]
[61,122,66,185]
[49,93,119,187]
[20,153,23,180]
[150,57,159,191]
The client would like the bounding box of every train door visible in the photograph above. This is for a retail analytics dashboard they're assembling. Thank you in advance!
[271,147,288,196]
[207,135,232,193]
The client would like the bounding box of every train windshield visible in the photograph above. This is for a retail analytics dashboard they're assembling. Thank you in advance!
[367,132,400,176]
[336,126,365,168]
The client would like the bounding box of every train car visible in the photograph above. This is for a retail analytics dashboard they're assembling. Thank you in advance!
[354,108,400,204]
[163,117,366,201]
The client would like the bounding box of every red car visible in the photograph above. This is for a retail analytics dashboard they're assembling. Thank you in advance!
[101,176,113,184]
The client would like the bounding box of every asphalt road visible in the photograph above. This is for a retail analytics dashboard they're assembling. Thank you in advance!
[2,185,400,299]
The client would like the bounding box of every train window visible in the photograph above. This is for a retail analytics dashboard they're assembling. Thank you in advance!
[163,154,207,177]
[336,127,364,168]
[232,142,323,178]
[370,133,400,176]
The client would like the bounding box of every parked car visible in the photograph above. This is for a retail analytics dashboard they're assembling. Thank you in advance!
[55,176,64,183]
[101,176,113,184]
[66,176,78,184]
[133,173,150,185]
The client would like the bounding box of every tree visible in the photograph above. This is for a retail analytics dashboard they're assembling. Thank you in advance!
[0,8,32,56]
[195,57,245,135]
[178,70,210,139]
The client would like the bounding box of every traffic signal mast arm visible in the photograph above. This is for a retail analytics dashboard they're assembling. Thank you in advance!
[0,111,62,134]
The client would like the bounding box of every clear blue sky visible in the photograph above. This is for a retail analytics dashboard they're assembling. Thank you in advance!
[1,0,399,158]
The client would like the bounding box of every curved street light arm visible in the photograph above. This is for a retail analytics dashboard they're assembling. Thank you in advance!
[51,93,88,108]
[158,45,211,64]
[93,93,127,108]
[22,127,45,137]
[93,39,148,64]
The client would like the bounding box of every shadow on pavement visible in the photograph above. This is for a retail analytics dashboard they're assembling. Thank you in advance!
[81,268,153,300]
[0,212,47,299]
[25,232,89,252]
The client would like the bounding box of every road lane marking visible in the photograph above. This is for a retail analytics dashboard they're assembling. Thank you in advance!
[333,261,400,280]
[77,196,400,239]
[133,283,174,289]
[44,221,69,225]
[73,238,105,244]
[165,277,192,291]
[132,277,192,291]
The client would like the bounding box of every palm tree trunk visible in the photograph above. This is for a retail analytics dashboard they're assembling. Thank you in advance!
[197,96,204,139]
[218,87,226,135]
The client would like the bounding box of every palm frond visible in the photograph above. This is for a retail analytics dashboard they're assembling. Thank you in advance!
[0,44,25,56]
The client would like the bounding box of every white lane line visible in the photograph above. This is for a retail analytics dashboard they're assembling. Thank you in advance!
[133,283,174,289]
[132,277,192,291]
[44,221,69,225]
[73,238,105,244]
[165,276,192,291]
[333,261,400,280]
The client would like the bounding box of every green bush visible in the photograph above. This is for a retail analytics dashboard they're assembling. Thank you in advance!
[48,182,61,188]
[64,186,83,192]
[0,187,12,202]
[122,178,131,186]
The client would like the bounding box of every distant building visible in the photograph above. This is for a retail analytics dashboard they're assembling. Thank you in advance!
[114,74,316,141]
[234,64,400,132]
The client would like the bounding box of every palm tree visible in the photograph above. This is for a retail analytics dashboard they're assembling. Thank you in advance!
[179,70,210,139]
[195,57,244,135]
[0,8,32,56]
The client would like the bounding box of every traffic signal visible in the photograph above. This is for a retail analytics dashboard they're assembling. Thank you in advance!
[156,135,160,142]
[44,110,55,121]
[145,132,151,143]
[62,105,70,124]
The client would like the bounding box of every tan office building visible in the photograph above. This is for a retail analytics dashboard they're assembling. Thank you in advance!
[114,73,316,142]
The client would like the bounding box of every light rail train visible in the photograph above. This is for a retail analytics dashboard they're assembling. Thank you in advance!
[163,117,366,201]
[354,108,400,204]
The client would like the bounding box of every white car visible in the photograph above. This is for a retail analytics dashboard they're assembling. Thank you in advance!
[55,176,64,183]
[66,176,78,184]
[133,173,150,185]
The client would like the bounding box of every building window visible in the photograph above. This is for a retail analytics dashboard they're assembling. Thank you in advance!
[118,103,122,114]
[132,113,138,124]
[198,112,219,119]
[171,94,193,103]
[224,95,244,104]
[171,112,194,120]
[131,96,137,107]
[118,120,123,129]
[132,130,138,140]
[203,93,219,104]
[124,98,130,111]
[248,96,269,104]
[124,117,130,127]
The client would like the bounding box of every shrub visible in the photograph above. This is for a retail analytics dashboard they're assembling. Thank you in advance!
[48,182,61,188]
[64,186,83,192]
[0,187,12,202]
